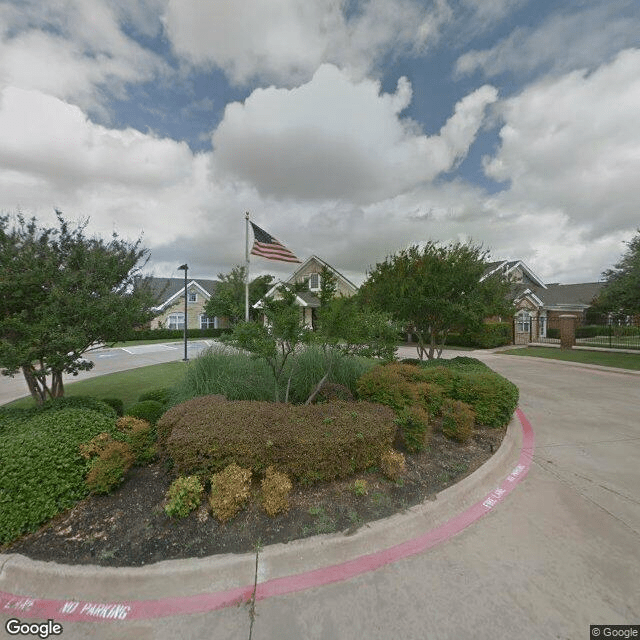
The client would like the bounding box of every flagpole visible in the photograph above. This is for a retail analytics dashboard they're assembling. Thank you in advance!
[245,211,250,322]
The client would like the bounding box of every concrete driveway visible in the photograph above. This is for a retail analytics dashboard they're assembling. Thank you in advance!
[1,348,639,639]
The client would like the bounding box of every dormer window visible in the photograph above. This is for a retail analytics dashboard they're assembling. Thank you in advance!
[308,273,320,291]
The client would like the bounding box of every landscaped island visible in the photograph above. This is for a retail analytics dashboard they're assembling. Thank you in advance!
[0,347,518,566]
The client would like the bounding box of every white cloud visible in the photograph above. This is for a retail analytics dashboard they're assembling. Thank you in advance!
[0,0,167,114]
[456,2,640,79]
[163,0,451,85]
[477,48,640,279]
[0,86,206,245]
[211,64,497,202]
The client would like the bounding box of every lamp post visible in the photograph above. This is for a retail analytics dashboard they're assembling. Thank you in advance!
[178,264,188,362]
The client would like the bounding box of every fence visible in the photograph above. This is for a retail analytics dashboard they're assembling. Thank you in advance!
[525,313,640,350]
[574,314,640,350]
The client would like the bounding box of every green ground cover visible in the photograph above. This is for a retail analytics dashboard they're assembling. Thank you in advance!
[5,361,188,410]
[501,347,640,371]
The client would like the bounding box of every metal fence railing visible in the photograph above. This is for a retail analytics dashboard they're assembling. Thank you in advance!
[575,316,640,350]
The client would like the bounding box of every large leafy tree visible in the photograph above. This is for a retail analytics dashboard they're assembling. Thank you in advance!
[0,211,156,403]
[204,265,273,325]
[596,230,640,316]
[315,295,399,361]
[359,241,514,360]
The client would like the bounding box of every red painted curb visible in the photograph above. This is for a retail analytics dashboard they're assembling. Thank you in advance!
[1,408,534,623]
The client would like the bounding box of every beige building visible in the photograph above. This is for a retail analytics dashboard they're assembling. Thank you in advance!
[148,277,228,330]
[255,256,358,329]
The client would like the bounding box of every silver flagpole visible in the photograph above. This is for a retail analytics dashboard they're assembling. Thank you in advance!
[245,211,250,322]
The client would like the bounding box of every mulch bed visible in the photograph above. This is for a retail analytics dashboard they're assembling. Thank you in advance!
[4,424,505,567]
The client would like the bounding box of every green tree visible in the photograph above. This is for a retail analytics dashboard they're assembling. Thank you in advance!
[0,211,156,403]
[315,295,399,361]
[318,265,338,306]
[222,285,309,402]
[596,230,640,316]
[204,265,273,325]
[359,241,514,360]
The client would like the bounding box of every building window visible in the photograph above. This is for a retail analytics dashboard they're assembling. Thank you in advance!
[516,311,531,333]
[308,273,320,291]
[200,314,217,329]
[188,291,197,303]
[167,313,185,330]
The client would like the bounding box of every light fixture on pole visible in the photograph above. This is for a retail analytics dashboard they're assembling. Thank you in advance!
[177,264,188,362]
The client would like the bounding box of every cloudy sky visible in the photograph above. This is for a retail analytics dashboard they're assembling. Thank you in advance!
[1,0,639,285]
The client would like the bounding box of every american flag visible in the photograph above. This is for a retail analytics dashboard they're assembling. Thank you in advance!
[250,222,301,263]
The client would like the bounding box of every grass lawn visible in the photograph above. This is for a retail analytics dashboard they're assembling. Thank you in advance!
[500,347,640,371]
[5,361,188,410]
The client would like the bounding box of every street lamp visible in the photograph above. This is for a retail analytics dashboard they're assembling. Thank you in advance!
[178,264,188,362]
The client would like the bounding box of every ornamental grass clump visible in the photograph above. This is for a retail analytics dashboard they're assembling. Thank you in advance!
[164,476,203,518]
[261,467,292,517]
[210,463,252,522]
[380,450,405,481]
[441,399,475,443]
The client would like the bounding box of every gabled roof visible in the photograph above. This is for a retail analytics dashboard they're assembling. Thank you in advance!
[253,282,321,309]
[287,255,358,293]
[482,260,547,289]
[148,277,219,311]
[536,282,603,309]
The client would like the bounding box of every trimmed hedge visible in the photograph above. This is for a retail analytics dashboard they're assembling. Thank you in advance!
[161,396,396,484]
[447,322,513,349]
[121,327,232,341]
[356,358,518,433]
[125,400,165,426]
[0,408,119,544]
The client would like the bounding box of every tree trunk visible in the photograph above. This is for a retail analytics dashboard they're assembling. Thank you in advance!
[51,371,64,398]
[22,366,47,405]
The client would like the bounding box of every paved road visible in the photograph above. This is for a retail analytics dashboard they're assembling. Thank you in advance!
[0,340,217,405]
[1,348,639,639]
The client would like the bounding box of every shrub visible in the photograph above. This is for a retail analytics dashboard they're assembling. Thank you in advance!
[355,365,417,411]
[117,416,156,465]
[40,396,117,418]
[138,387,172,406]
[125,400,164,426]
[156,394,226,448]
[164,476,203,518]
[101,397,124,416]
[395,405,431,452]
[452,371,519,429]
[441,399,475,443]
[261,467,292,517]
[79,432,113,460]
[312,382,354,403]
[450,322,513,349]
[380,450,406,481]
[352,479,368,496]
[0,408,119,544]
[85,440,135,494]
[413,382,445,416]
[414,366,457,395]
[164,396,395,484]
[209,463,252,522]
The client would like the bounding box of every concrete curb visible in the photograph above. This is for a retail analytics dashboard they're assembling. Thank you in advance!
[0,413,522,606]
